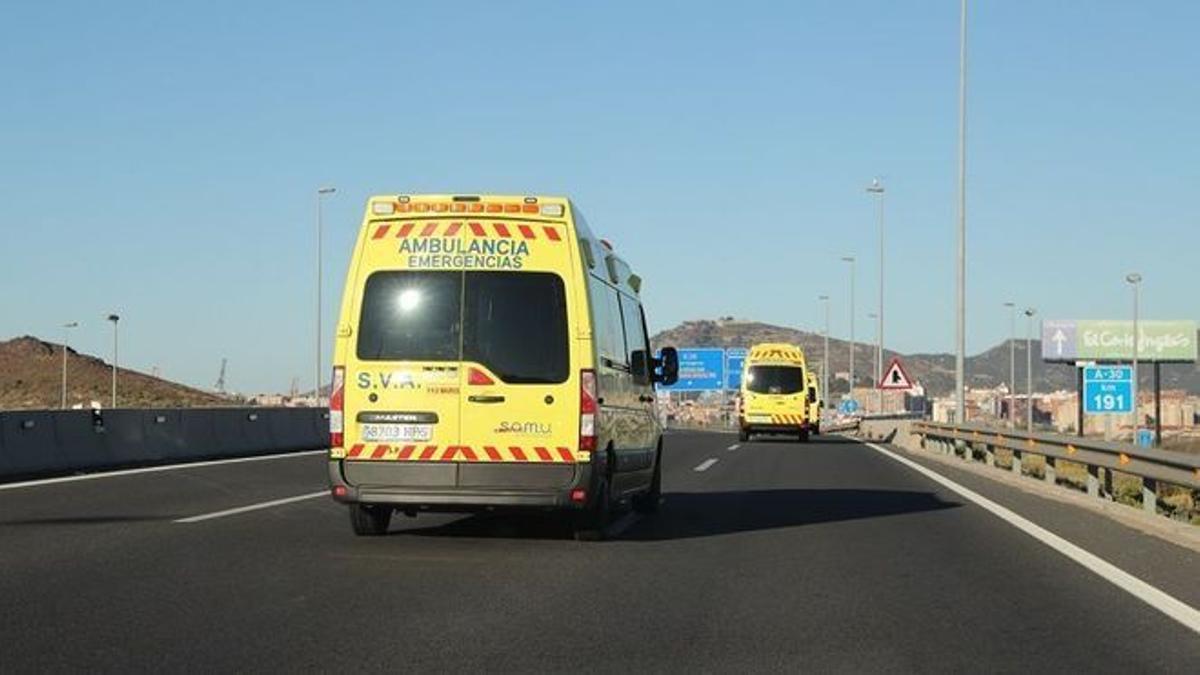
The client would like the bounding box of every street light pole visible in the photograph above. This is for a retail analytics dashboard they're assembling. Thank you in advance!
[868,312,878,412]
[819,295,830,412]
[61,321,78,409]
[955,0,969,424]
[106,314,120,408]
[866,178,885,413]
[841,256,856,399]
[316,186,336,405]
[1025,308,1036,433]
[1126,273,1142,437]
[1004,302,1015,427]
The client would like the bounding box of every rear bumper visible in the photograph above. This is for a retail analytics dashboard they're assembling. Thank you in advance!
[739,418,810,434]
[328,459,594,511]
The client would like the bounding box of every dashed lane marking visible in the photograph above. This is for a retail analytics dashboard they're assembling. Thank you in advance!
[174,491,327,523]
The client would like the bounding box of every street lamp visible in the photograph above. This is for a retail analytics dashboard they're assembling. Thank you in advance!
[841,256,856,398]
[1126,273,1142,436]
[106,314,120,408]
[819,295,830,411]
[867,312,879,412]
[866,178,885,413]
[955,0,969,424]
[1004,302,1016,427]
[61,322,78,409]
[316,186,336,405]
[1024,308,1036,433]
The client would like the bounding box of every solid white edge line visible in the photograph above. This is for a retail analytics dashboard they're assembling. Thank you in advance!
[861,440,1200,636]
[174,491,329,523]
[0,450,327,492]
[727,444,741,451]
[693,458,719,472]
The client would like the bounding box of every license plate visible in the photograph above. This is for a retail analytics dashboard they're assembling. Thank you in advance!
[747,415,771,424]
[361,424,432,442]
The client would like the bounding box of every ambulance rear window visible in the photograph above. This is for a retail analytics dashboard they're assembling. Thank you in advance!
[356,271,568,384]
[463,272,568,384]
[357,271,461,362]
[745,366,804,395]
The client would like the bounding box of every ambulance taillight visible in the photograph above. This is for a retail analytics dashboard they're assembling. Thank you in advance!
[329,366,345,449]
[579,370,598,452]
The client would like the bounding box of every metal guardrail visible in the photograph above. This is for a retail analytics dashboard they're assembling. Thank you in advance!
[913,421,1200,518]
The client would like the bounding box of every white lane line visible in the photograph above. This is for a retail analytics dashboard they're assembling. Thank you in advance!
[174,491,328,524]
[727,444,741,451]
[693,458,719,472]
[0,450,327,492]
[863,441,1200,636]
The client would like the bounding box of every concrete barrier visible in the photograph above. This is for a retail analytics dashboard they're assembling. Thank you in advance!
[0,407,327,482]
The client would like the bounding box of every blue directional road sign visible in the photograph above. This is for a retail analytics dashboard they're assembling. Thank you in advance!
[1083,366,1133,414]
[661,348,725,392]
[725,348,747,390]
[838,398,860,415]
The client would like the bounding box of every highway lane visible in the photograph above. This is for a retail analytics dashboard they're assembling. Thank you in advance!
[1,432,1198,672]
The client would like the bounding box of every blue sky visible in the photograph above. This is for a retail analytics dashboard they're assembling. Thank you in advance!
[2,1,1197,393]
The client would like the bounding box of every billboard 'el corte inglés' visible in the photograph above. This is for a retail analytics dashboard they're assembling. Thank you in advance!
[1041,320,1197,363]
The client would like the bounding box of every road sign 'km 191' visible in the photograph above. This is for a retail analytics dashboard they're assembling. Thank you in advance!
[1083,366,1133,414]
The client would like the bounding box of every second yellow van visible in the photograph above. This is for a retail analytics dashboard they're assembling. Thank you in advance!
[737,343,811,443]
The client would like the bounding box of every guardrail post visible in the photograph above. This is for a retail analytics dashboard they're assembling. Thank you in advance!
[1044,457,1057,486]
[1142,479,1157,516]
[1103,468,1113,500]
[983,443,995,467]
[1010,449,1022,476]
[1086,465,1101,498]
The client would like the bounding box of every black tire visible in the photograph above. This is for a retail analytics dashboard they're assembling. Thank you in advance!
[798,429,810,443]
[349,504,392,536]
[574,479,612,541]
[738,428,750,442]
[633,445,662,515]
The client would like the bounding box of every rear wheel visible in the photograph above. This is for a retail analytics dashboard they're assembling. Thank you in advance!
[633,446,662,515]
[574,479,612,541]
[738,428,749,442]
[798,429,810,443]
[349,504,392,536]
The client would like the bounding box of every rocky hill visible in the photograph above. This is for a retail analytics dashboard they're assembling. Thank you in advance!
[652,319,1200,397]
[0,336,233,410]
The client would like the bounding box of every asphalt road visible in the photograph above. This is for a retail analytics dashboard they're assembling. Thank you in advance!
[2,432,1198,672]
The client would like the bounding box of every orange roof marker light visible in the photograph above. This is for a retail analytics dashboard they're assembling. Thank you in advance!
[371,195,564,218]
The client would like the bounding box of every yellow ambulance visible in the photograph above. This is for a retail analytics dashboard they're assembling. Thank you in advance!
[737,343,811,443]
[327,194,679,540]
[805,370,821,435]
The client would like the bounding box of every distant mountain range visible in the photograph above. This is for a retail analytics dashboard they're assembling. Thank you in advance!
[651,319,1200,397]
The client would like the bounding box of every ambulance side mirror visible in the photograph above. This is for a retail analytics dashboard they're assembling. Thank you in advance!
[654,347,679,386]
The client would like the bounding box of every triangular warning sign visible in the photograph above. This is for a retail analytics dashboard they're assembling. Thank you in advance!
[878,357,914,390]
